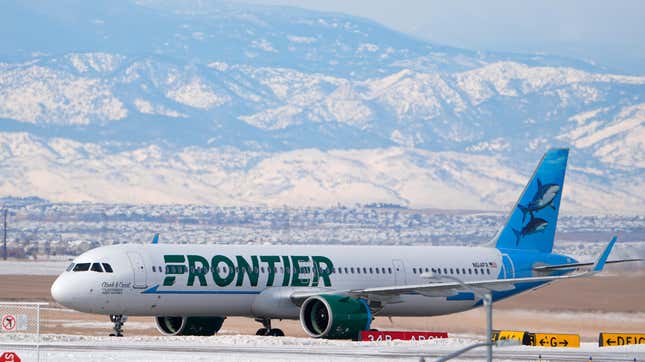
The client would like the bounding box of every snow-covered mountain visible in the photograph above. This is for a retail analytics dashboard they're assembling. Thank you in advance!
[0,0,643,214]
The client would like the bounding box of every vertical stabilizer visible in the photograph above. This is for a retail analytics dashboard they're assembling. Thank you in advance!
[494,149,569,253]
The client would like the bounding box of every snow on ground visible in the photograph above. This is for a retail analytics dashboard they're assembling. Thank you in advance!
[0,333,643,362]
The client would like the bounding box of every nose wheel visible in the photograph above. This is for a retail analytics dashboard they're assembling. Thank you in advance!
[109,314,127,337]
[254,318,284,337]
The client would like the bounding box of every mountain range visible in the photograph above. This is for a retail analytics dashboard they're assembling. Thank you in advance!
[0,0,643,214]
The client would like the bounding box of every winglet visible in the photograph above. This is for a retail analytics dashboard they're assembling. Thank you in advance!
[152,233,159,244]
[593,236,617,272]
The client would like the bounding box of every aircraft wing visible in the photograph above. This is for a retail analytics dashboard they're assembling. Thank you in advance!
[344,270,590,300]
[291,237,616,305]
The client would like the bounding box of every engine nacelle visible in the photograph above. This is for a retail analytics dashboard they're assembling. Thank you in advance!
[155,316,225,336]
[299,295,371,340]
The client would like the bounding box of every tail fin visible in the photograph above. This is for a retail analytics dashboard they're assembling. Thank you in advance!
[494,149,569,253]
[517,204,530,223]
[512,228,522,246]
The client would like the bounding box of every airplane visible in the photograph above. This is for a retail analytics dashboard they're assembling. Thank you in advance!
[50,148,637,339]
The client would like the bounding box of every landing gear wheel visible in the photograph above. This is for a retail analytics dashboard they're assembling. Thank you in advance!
[109,314,127,337]
[254,318,285,337]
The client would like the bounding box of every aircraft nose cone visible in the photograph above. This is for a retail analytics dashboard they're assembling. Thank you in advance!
[51,276,74,308]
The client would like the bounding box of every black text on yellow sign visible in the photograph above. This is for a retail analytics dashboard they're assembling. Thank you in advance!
[525,333,580,348]
[491,330,527,344]
[599,333,645,347]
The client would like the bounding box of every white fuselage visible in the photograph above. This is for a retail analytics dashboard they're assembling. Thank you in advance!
[51,243,509,319]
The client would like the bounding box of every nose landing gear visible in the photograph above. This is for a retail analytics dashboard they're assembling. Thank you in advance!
[109,314,128,337]
[254,318,284,337]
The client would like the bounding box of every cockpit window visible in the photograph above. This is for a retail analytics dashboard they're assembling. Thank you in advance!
[73,263,90,272]
[66,263,75,272]
[90,263,104,272]
[102,263,113,273]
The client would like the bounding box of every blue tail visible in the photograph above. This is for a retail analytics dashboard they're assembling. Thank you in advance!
[512,228,522,246]
[517,204,530,223]
[494,149,569,253]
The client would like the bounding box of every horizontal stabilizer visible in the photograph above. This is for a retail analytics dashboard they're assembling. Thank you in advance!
[533,258,643,272]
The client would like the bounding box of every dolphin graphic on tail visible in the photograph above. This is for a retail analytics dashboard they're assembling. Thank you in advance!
[512,216,549,246]
[494,149,568,252]
[518,178,561,222]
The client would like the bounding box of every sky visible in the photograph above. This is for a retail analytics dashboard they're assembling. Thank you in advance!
[238,0,645,75]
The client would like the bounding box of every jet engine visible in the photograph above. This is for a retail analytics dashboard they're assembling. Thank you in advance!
[299,295,371,340]
[155,316,225,336]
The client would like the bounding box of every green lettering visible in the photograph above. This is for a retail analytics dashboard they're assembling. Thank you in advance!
[311,256,333,287]
[236,255,259,287]
[291,255,310,287]
[187,255,209,287]
[163,254,187,286]
[164,255,185,263]
[211,255,235,287]
[281,256,291,286]
[260,255,280,286]
[163,276,175,286]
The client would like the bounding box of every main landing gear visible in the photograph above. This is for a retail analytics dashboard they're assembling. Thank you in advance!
[109,314,127,337]
[255,318,284,337]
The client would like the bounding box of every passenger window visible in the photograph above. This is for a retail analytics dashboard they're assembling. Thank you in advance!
[468,269,472,275]
[357,268,361,274]
[462,268,466,274]
[382,267,386,274]
[456,268,460,275]
[388,267,392,274]
[413,268,417,274]
[450,268,454,274]
[338,268,342,274]
[443,268,448,274]
[474,269,479,274]
[91,263,104,272]
[375,268,380,274]
[369,268,373,274]
[152,266,156,272]
[487,268,491,275]
[73,263,90,272]
[350,267,355,273]
[431,268,436,273]
[66,263,75,272]
[102,263,113,273]
[425,267,429,273]
[480,268,485,275]
[362,267,367,274]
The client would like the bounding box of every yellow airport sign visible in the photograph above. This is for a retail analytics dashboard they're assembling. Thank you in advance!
[492,330,527,344]
[525,333,580,348]
[599,333,645,347]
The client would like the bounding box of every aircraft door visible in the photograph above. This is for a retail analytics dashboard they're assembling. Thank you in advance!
[392,259,407,285]
[127,252,148,289]
[501,253,515,279]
